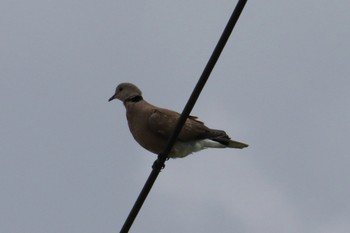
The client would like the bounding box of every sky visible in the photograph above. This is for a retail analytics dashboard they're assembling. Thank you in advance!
[1,0,350,232]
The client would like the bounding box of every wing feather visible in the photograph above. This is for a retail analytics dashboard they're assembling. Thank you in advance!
[148,109,210,141]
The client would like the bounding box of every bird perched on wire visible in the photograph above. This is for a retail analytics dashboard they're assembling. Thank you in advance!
[108,83,248,158]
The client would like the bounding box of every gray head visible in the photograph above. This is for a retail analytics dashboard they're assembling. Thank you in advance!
[108,83,143,102]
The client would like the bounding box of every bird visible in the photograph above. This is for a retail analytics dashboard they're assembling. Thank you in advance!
[108,82,248,158]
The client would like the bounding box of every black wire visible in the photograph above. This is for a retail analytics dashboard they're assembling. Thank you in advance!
[120,1,248,232]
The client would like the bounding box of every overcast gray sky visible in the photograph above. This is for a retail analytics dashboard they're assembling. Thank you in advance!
[1,0,350,232]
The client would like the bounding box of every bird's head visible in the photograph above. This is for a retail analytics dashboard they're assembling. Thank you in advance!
[108,82,143,103]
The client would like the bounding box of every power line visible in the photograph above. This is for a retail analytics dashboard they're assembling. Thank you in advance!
[120,1,248,232]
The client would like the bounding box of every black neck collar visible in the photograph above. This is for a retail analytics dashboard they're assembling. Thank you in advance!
[126,95,143,103]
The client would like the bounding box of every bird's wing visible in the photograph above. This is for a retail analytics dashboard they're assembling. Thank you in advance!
[148,108,211,141]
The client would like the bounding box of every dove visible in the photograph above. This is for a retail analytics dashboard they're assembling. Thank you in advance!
[109,83,248,158]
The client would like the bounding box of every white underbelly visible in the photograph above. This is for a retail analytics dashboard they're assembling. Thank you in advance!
[170,139,225,158]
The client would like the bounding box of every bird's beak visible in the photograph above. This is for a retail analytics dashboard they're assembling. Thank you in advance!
[108,94,116,102]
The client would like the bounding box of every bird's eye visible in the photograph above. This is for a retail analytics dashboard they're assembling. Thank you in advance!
[118,87,123,92]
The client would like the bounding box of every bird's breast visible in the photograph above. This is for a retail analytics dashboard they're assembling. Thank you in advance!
[126,108,167,155]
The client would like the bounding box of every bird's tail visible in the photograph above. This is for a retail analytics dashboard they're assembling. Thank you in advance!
[207,129,249,149]
[212,137,248,149]
[226,139,249,149]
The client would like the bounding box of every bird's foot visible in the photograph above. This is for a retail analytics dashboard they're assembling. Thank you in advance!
[152,160,165,171]
[152,157,167,171]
